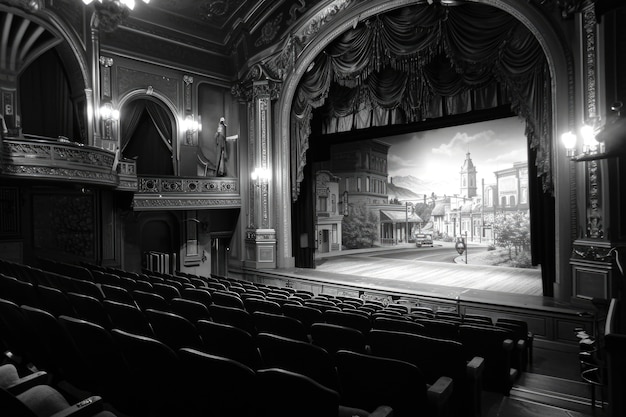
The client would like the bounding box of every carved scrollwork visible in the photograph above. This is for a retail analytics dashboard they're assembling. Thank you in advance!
[572,244,613,261]
[232,63,282,102]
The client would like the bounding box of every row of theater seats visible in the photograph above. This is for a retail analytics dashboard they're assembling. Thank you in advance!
[0,259,533,417]
[0,362,117,417]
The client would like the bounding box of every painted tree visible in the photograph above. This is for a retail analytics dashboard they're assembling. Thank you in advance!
[493,211,531,259]
[342,202,379,249]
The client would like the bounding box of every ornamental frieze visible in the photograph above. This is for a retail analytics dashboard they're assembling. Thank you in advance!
[3,139,115,169]
[571,244,614,262]
[3,165,117,183]
[4,142,52,158]
[132,198,242,210]
[53,147,114,168]
[138,177,239,194]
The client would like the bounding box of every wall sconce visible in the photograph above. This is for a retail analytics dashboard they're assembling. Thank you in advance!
[251,167,271,185]
[561,102,625,162]
[100,102,120,120]
[184,115,201,133]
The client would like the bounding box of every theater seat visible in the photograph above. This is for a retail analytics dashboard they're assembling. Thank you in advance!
[335,350,453,417]
[0,363,116,417]
[178,348,257,417]
[256,332,339,390]
[369,329,484,417]
[255,367,393,417]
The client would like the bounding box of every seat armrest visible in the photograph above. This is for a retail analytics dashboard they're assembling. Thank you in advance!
[502,339,514,351]
[427,376,454,417]
[369,405,394,417]
[6,371,49,395]
[466,356,484,380]
[49,396,104,417]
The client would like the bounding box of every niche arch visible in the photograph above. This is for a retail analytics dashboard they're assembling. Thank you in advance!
[118,92,180,176]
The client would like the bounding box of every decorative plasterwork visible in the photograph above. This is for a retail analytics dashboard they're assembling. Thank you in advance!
[132,197,242,210]
[232,63,282,102]
[2,138,115,168]
[117,67,178,106]
[581,3,603,240]
[137,177,239,194]
[571,242,614,262]
[2,165,117,184]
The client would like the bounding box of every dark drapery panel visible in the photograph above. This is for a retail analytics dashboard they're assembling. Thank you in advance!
[528,144,555,296]
[291,2,553,201]
[123,112,174,176]
[121,100,173,153]
[120,100,145,151]
[292,156,316,268]
[121,100,174,176]
[20,49,76,140]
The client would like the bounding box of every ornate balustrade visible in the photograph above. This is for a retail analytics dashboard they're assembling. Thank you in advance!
[1,136,241,210]
[132,175,241,210]
[0,136,136,190]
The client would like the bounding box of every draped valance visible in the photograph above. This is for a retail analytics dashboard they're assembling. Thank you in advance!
[291,2,552,201]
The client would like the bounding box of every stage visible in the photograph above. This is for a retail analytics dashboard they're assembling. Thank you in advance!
[236,244,597,344]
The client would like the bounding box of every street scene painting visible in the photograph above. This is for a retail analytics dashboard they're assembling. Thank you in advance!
[386,116,528,198]
[316,115,536,273]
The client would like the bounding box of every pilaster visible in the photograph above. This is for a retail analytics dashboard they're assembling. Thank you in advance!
[569,2,624,304]
[244,79,277,269]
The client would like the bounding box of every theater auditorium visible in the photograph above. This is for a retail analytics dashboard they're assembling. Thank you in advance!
[0,0,625,416]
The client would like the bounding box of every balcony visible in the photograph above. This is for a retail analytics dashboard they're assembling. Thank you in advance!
[132,175,241,211]
[0,136,127,188]
[1,136,241,211]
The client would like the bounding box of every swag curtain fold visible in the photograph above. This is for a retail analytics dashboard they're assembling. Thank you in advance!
[291,2,553,201]
[120,100,173,153]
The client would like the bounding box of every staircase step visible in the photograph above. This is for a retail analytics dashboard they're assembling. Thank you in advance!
[510,372,606,416]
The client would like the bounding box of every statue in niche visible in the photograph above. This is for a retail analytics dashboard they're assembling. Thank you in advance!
[214,117,228,176]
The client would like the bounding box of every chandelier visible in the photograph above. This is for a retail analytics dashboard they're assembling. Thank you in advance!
[83,0,150,10]
[82,0,150,32]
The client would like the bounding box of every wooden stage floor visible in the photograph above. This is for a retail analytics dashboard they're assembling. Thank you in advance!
[258,246,583,314]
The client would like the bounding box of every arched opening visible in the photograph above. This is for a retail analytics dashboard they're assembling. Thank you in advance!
[284,0,567,297]
[120,98,176,176]
[2,7,89,143]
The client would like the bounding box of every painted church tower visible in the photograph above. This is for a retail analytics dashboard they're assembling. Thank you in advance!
[460,152,477,198]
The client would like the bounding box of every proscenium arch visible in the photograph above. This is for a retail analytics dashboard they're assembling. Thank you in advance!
[274,0,575,300]
[118,90,182,173]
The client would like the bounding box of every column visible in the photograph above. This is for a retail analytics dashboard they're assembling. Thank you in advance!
[244,80,276,269]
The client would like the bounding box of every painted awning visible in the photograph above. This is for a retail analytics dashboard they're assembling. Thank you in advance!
[380,210,423,224]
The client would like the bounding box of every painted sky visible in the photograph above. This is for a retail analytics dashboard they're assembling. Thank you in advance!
[386,116,528,196]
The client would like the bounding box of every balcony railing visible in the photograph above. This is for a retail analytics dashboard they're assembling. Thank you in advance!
[0,135,135,190]
[1,136,241,210]
[132,175,241,210]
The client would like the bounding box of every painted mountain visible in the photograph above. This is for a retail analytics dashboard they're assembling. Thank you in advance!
[389,175,456,198]
[387,177,423,202]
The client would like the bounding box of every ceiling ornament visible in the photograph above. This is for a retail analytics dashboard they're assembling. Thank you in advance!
[199,0,245,23]
[254,13,283,48]
[1,0,43,12]
[200,0,228,18]
[82,0,150,32]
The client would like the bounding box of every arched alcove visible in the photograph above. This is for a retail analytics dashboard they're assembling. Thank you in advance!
[119,97,177,176]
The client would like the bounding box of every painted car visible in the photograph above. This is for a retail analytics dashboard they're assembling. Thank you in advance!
[415,234,433,247]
